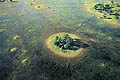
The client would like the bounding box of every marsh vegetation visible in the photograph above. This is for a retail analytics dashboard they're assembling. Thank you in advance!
[0,0,120,80]
[83,0,120,25]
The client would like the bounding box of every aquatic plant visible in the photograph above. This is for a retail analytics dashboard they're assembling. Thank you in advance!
[10,47,17,53]
[28,29,34,32]
[18,14,24,16]
[21,49,27,56]
[99,63,105,67]
[21,57,30,65]
[0,29,6,33]
[51,9,56,12]
[13,35,20,40]
[3,20,9,22]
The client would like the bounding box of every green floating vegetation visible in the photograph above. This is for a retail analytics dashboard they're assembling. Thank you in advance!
[21,57,30,65]
[99,63,105,67]
[0,29,6,33]
[13,35,20,40]
[21,48,28,56]
[51,9,56,12]
[28,29,34,32]
[10,47,17,53]
[18,14,24,16]
[3,20,9,22]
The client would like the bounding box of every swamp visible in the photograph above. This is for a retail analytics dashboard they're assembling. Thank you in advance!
[0,0,120,80]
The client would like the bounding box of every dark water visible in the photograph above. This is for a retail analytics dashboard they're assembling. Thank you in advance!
[0,0,120,80]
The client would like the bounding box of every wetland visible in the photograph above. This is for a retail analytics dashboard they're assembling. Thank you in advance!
[0,0,120,80]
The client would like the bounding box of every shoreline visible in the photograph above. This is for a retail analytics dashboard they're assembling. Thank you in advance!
[81,1,120,27]
[45,32,87,59]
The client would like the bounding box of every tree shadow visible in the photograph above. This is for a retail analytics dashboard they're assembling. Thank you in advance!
[63,39,89,51]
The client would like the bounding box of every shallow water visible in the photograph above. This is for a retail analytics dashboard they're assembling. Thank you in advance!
[0,0,120,80]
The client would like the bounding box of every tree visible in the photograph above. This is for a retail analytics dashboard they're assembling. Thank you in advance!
[115,15,119,19]
[94,4,104,10]
[111,0,114,5]
[54,36,59,46]
[104,4,111,10]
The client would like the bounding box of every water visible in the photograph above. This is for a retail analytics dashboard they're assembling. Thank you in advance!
[0,0,120,80]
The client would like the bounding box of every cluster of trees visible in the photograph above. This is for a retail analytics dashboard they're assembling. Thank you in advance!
[94,4,112,10]
[54,34,89,50]
[54,34,80,50]
[0,0,18,2]
[94,0,120,19]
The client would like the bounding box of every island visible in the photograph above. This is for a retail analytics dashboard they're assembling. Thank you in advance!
[45,32,89,58]
[82,0,120,26]
[34,4,49,9]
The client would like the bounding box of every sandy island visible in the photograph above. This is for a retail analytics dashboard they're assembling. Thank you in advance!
[81,1,120,27]
[45,32,87,58]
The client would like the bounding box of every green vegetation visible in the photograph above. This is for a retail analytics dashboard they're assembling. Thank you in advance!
[28,29,34,32]
[3,20,9,22]
[21,57,30,65]
[0,0,120,80]
[54,34,89,51]
[13,35,20,40]
[34,4,48,9]
[18,14,24,16]
[46,32,89,58]
[99,63,106,67]
[10,47,17,53]
[93,0,120,24]
[83,0,120,25]
[50,33,78,53]
[0,29,6,33]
